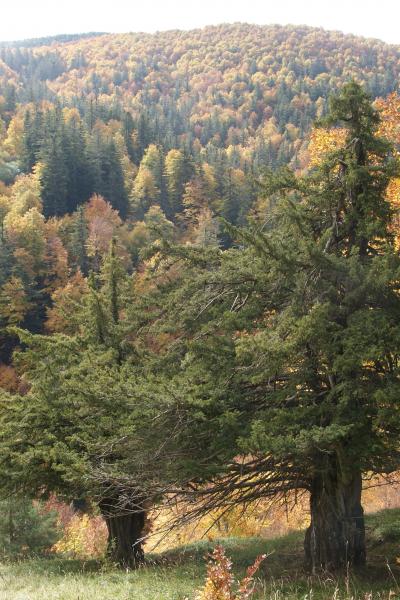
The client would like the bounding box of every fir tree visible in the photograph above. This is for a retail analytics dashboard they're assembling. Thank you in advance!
[138,83,400,572]
[0,246,155,567]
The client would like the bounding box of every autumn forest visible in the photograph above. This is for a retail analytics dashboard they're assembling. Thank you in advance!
[1,22,400,600]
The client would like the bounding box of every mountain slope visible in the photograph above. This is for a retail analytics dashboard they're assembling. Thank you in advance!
[1,24,399,169]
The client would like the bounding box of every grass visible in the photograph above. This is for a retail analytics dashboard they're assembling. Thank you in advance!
[1,509,400,599]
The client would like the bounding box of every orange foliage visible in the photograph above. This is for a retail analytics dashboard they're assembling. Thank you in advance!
[0,275,32,325]
[83,194,130,267]
[43,228,69,292]
[46,269,89,334]
[194,545,266,600]
[376,93,400,149]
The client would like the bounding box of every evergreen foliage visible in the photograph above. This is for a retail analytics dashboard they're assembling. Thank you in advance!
[0,497,59,559]
[0,27,400,575]
[117,82,400,571]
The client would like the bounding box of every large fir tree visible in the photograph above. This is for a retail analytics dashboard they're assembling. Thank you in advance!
[0,243,162,567]
[137,82,400,571]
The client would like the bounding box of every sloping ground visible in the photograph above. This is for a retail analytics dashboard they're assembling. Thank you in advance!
[2,24,400,170]
[0,509,400,599]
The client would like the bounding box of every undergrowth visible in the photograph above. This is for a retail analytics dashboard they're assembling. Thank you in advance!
[0,508,399,599]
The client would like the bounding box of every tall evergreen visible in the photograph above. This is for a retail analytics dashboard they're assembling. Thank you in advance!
[137,83,400,572]
[63,117,92,212]
[21,108,43,172]
[100,140,129,219]
[69,206,89,275]
[87,132,129,218]
[40,131,68,217]
[122,111,137,163]
[0,247,152,567]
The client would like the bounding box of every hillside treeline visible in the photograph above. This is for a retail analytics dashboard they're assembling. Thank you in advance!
[0,26,400,574]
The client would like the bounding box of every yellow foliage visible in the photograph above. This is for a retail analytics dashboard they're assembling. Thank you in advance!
[150,475,400,555]
[3,114,24,158]
[376,93,400,149]
[10,171,42,212]
[52,514,107,559]
[148,494,309,553]
[308,128,347,167]
[0,195,10,228]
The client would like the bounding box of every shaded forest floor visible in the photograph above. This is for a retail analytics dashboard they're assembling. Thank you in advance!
[1,509,400,599]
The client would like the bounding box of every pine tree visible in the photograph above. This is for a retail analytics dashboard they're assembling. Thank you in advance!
[21,108,43,172]
[0,497,59,559]
[63,115,93,212]
[122,111,137,163]
[87,133,129,219]
[69,206,89,275]
[102,141,129,219]
[164,149,194,219]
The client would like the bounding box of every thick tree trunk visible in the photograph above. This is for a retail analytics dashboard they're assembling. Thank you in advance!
[99,498,146,568]
[305,469,365,572]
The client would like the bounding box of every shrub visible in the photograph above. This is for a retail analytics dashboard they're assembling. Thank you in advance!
[52,513,107,559]
[0,497,60,559]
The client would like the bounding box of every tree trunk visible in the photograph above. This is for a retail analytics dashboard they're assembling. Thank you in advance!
[305,469,365,572]
[99,498,146,568]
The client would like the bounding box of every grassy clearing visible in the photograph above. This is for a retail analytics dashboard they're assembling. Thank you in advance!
[0,509,400,599]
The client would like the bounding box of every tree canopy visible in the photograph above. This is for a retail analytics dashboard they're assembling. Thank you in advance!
[1,83,400,572]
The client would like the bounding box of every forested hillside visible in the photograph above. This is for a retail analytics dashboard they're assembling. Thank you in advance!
[0,25,399,361]
[1,25,400,578]
[1,24,400,179]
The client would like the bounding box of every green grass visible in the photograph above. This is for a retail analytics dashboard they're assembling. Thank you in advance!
[1,509,400,599]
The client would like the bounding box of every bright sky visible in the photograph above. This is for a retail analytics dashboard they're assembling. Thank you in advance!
[1,0,400,44]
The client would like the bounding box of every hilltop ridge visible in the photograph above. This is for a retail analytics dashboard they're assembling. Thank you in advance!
[0,23,399,180]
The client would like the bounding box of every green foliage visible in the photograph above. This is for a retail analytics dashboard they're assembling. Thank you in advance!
[0,497,60,559]
[160,82,400,481]
[21,105,129,217]
[109,83,400,570]
[1,50,400,571]
[1,24,400,220]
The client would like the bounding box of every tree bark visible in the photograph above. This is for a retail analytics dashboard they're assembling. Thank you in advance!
[99,498,146,568]
[304,469,366,572]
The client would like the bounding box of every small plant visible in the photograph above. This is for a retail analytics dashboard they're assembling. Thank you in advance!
[194,544,266,600]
